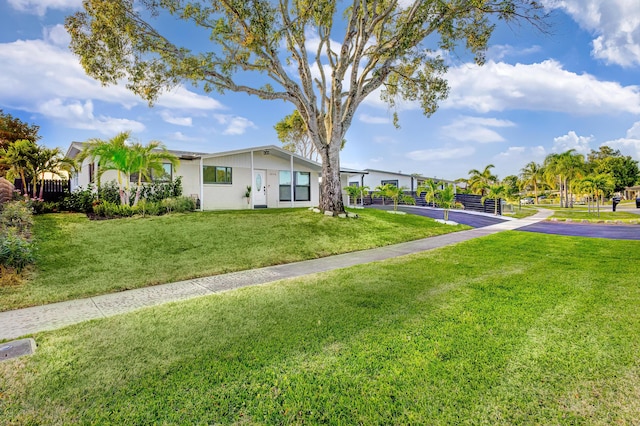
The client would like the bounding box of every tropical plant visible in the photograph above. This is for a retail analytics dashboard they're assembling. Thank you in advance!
[520,161,544,204]
[357,185,370,207]
[385,185,416,211]
[31,147,75,199]
[436,184,457,221]
[467,165,497,196]
[544,150,585,208]
[373,184,393,206]
[78,131,132,204]
[0,139,38,195]
[344,185,361,207]
[482,184,506,215]
[79,132,179,206]
[416,179,438,208]
[66,0,545,214]
[130,141,179,205]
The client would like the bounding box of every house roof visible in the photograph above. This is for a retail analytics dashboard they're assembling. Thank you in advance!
[363,168,454,183]
[200,145,323,171]
[65,141,208,161]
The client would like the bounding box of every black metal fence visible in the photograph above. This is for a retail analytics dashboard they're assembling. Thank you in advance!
[349,191,502,215]
[14,179,70,202]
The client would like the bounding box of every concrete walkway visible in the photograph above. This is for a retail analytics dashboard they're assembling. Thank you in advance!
[0,209,554,341]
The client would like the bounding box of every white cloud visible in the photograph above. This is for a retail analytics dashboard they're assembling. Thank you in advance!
[552,131,594,154]
[359,113,391,125]
[42,24,70,47]
[487,44,542,61]
[8,0,81,15]
[0,37,223,127]
[602,121,640,159]
[409,146,476,161]
[544,0,640,67]
[444,60,640,114]
[442,116,515,143]
[38,99,145,134]
[167,132,203,143]
[160,111,192,127]
[214,114,256,135]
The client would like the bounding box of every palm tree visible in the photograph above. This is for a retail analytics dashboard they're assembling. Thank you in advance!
[78,131,133,204]
[384,185,415,211]
[344,185,360,207]
[467,164,497,196]
[416,178,438,207]
[373,183,393,206]
[130,141,179,205]
[482,183,506,215]
[520,161,543,204]
[0,139,38,196]
[544,150,585,208]
[436,184,457,221]
[356,185,370,207]
[32,147,75,199]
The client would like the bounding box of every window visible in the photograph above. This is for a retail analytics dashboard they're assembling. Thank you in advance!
[279,171,311,201]
[203,166,232,184]
[349,181,359,187]
[381,179,398,187]
[130,163,173,183]
[88,163,95,183]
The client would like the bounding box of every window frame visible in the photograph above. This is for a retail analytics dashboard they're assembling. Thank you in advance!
[381,179,398,187]
[279,170,311,202]
[203,165,232,184]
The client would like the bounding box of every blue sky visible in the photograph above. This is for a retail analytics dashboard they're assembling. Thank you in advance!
[1,0,640,181]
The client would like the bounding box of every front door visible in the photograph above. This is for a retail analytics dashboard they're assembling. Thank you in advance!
[253,169,267,207]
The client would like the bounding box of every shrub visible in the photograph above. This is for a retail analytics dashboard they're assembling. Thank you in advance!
[93,201,137,218]
[138,176,183,203]
[0,231,35,272]
[98,181,121,205]
[63,186,96,213]
[137,199,163,217]
[162,196,196,214]
[29,199,61,214]
[0,201,34,234]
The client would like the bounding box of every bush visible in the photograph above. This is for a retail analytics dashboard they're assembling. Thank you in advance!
[162,196,196,214]
[0,201,34,234]
[63,186,96,213]
[137,199,163,217]
[93,201,137,218]
[0,231,35,272]
[29,199,61,214]
[98,181,121,205]
[138,176,183,203]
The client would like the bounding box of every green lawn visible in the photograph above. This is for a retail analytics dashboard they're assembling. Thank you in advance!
[0,208,468,311]
[1,232,638,424]
[547,207,640,222]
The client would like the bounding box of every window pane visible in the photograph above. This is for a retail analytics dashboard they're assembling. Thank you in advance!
[279,186,292,201]
[279,170,291,185]
[294,186,310,201]
[161,163,172,181]
[295,172,310,185]
[203,166,216,184]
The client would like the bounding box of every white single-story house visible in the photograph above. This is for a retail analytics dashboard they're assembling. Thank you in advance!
[342,168,454,192]
[66,143,323,210]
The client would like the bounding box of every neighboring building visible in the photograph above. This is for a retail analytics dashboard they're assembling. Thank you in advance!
[342,168,454,192]
[65,143,322,211]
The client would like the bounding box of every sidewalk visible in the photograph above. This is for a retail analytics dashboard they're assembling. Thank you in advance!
[0,209,554,341]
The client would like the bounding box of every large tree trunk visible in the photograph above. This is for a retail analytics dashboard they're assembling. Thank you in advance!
[318,143,344,214]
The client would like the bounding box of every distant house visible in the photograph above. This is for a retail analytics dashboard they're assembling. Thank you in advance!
[342,168,454,192]
[66,143,322,210]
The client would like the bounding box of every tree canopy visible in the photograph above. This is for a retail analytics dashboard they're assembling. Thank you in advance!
[66,0,546,213]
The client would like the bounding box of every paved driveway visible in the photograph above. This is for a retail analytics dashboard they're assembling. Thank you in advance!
[369,205,508,228]
[517,221,640,240]
[370,205,640,240]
